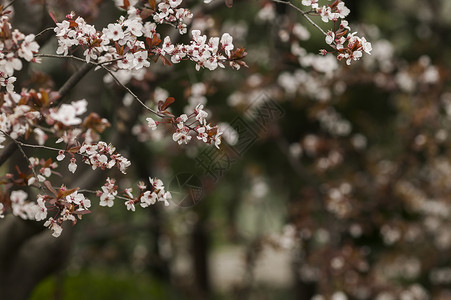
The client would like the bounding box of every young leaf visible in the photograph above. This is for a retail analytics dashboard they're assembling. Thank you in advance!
[158,97,175,111]
[48,11,58,24]
[149,0,157,11]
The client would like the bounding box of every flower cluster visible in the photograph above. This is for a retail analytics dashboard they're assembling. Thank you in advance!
[96,176,172,212]
[0,14,40,93]
[135,177,172,209]
[53,1,246,72]
[0,97,41,144]
[0,1,245,239]
[2,169,171,237]
[98,177,117,207]
[323,21,372,65]
[56,141,131,174]
[49,99,87,126]
[28,157,59,184]
[7,187,91,237]
[152,0,193,34]
[145,98,223,148]
[297,0,372,64]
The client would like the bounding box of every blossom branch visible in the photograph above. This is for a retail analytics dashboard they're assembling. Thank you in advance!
[99,64,164,118]
[1,130,45,191]
[271,0,327,36]
[35,27,56,39]
[0,60,95,168]
[37,53,164,117]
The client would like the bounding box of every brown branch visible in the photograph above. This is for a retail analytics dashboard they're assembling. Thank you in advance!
[271,0,327,36]
[54,63,94,106]
[0,63,94,167]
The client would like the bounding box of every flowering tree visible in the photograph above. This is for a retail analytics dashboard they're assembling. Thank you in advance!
[0,0,381,298]
[0,0,370,237]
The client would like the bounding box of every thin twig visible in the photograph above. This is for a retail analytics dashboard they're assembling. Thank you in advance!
[1,130,45,192]
[36,53,164,117]
[271,0,327,36]
[3,0,16,11]
[10,140,64,153]
[35,27,55,39]
[99,64,165,118]
[36,53,122,66]
[79,188,131,202]
[0,57,95,167]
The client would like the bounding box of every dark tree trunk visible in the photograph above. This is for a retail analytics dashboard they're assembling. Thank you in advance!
[0,217,73,300]
[191,214,211,298]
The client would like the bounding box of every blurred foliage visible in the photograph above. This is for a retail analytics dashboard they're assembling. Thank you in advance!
[30,270,179,300]
[5,0,451,299]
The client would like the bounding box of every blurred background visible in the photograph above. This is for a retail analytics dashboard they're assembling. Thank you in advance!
[2,0,451,299]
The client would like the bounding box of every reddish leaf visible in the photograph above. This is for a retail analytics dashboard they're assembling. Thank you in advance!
[160,55,172,66]
[225,0,233,8]
[48,11,58,24]
[58,187,79,199]
[68,146,80,154]
[158,97,175,111]
[43,158,53,167]
[44,181,57,196]
[152,34,161,46]
[119,0,130,10]
[1,20,10,39]
[140,8,154,20]
[114,42,124,55]
[148,0,157,11]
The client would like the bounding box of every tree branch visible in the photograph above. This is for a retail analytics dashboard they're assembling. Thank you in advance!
[271,0,327,36]
[0,62,94,167]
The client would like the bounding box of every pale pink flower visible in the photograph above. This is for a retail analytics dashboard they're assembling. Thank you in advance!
[146,117,158,130]
[125,199,136,211]
[44,217,63,237]
[57,150,65,161]
[68,158,77,173]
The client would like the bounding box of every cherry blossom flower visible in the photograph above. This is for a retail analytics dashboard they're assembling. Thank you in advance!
[18,34,40,61]
[140,191,157,208]
[326,31,335,45]
[44,217,63,237]
[195,104,208,124]
[99,177,117,207]
[302,0,319,9]
[50,103,83,126]
[196,126,208,143]
[220,33,234,57]
[133,51,150,69]
[125,199,136,211]
[35,196,48,221]
[68,158,77,173]
[10,190,28,219]
[146,117,158,130]
[57,150,65,161]
[172,122,192,145]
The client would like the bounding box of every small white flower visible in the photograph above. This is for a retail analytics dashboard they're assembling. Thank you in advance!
[146,117,158,130]
[325,31,335,45]
[57,150,65,161]
[68,158,77,173]
[44,217,63,237]
[125,199,136,211]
